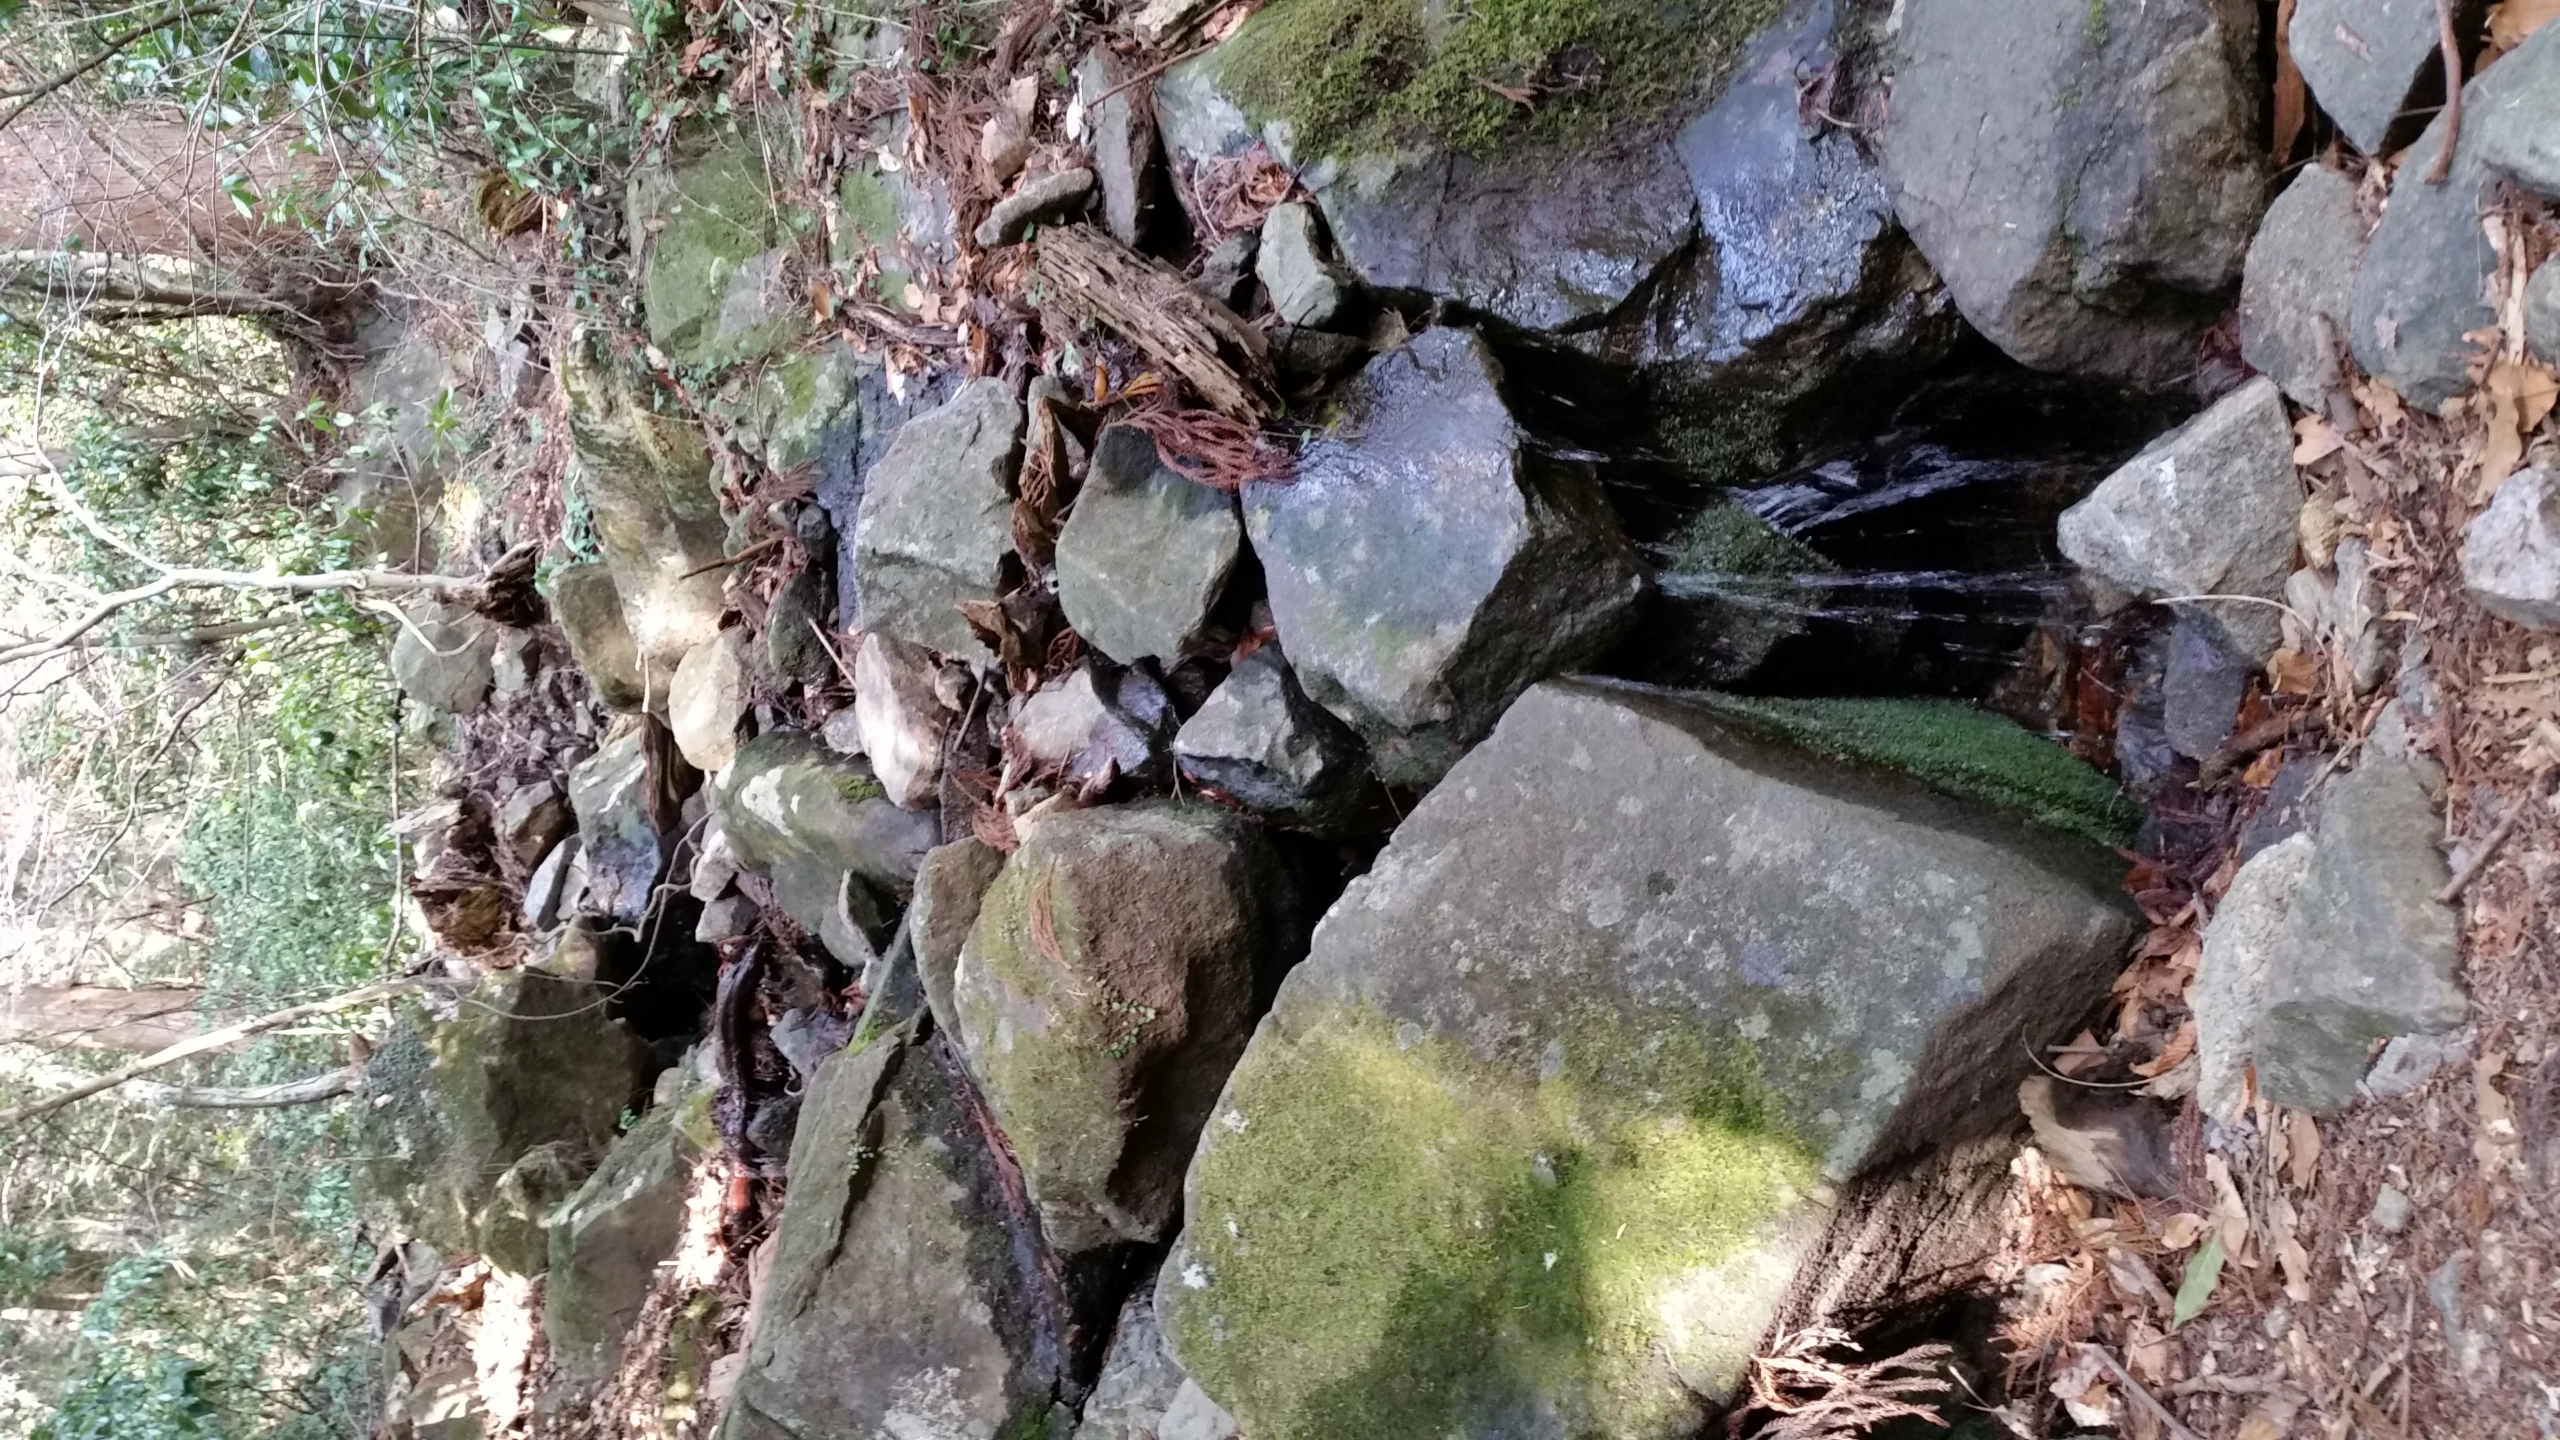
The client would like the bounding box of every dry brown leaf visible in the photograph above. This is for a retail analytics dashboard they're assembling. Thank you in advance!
[2126,1321,2172,1386]
[2294,414,2346,465]
[2157,1211,2210,1250]
[2273,0,2308,159]
[2269,647,2319,695]
[2241,746,2287,788]
[2131,1018,2198,1078]
[2491,0,2560,48]
[2236,1410,2286,1440]
[2478,1050,2522,1175]
[2052,1027,2108,1078]
[2206,1153,2254,1260]
[2286,1108,2322,1188]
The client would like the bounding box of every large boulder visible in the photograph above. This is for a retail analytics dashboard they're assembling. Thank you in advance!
[2057,376,2300,659]
[709,732,940,962]
[2238,165,2368,413]
[719,1029,1120,1440]
[952,802,1303,1254]
[1055,426,1243,666]
[631,133,812,371]
[851,378,1024,660]
[1879,0,2263,386]
[564,347,730,686]
[545,1059,719,1381]
[1243,330,1643,785]
[1157,680,2137,1438]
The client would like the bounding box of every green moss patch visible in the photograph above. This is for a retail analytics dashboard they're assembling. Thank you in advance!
[1696,693,2138,846]
[1664,502,1830,581]
[1171,1006,1817,1439]
[1218,0,1783,159]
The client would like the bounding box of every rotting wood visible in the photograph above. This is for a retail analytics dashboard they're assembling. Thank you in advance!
[1033,224,1273,421]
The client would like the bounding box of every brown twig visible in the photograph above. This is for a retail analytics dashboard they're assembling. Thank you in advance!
[2199,710,2331,785]
[1088,40,1221,110]
[2085,1345,2209,1440]
[2437,796,2535,903]
[678,537,780,579]
[2425,0,2463,184]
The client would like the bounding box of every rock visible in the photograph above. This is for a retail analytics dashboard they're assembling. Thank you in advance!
[631,135,811,370]
[708,732,940,955]
[2531,262,2560,367]
[770,1007,854,1080]
[851,378,1024,660]
[1255,203,1356,329]
[1157,679,2138,1435]
[1171,644,1371,829]
[477,1142,585,1276]
[355,970,657,1263]
[1157,1383,1240,1440]
[1644,501,1839,685]
[819,705,865,756]
[564,348,730,685]
[766,556,837,686]
[2363,1026,2474,1101]
[2463,468,2560,631]
[854,631,949,809]
[2371,1185,2413,1233]
[2057,376,2299,658]
[498,781,570,871]
[2239,165,2367,412]
[2193,832,2317,1123]
[953,802,1302,1253]
[1078,50,1162,247]
[1075,1290,1190,1440]
[1271,325,1368,382]
[718,1030,1118,1440]
[689,821,739,901]
[1194,230,1257,311]
[1056,426,1243,665]
[668,630,752,773]
[695,892,759,944]
[1012,665,1174,784]
[1244,330,1643,785]
[912,838,1006,1042]
[2162,611,2253,760]
[2470,20,2560,196]
[567,722,681,927]
[392,604,498,715]
[550,562,649,711]
[545,1064,717,1380]
[2260,758,2466,1112]
[1880,0,2263,386]
[520,836,582,932]
[2289,0,2443,156]
[973,167,1098,248]
[491,630,537,696]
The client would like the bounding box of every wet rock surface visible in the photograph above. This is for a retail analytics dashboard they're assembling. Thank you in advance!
[1055,426,1242,666]
[1171,644,1372,830]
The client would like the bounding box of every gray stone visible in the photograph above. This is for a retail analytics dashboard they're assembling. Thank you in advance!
[1254,203,1355,329]
[2334,537,2392,694]
[564,349,730,687]
[1074,1291,1190,1440]
[1171,644,1371,829]
[2239,165,2368,411]
[520,836,581,932]
[491,630,536,696]
[499,780,570,871]
[1012,666,1173,784]
[2163,611,2253,760]
[820,704,866,756]
[1078,50,1162,247]
[1157,1382,1240,1440]
[696,892,759,943]
[2260,758,2466,1113]
[708,731,941,947]
[631,136,810,371]
[1271,325,1368,381]
[973,167,1097,248]
[2470,20,2560,196]
[1194,230,1257,311]
[549,562,647,711]
[477,1142,584,1277]
[1157,679,2139,1436]
[567,722,674,927]
[2057,376,2300,658]
[953,802,1302,1254]
[1880,0,2263,386]
[1244,330,1643,786]
[719,1030,1115,1440]
[2193,833,2316,1124]
[766,558,837,686]
[769,1007,854,1080]
[2463,468,2560,631]
[2239,755,2326,859]
[2363,1026,2475,1101]
[852,378,1024,660]
[2530,261,2560,367]
[689,821,739,902]
[544,1065,716,1380]
[854,631,949,809]
[668,629,752,773]
[392,604,498,715]
[912,838,1006,1043]
[1056,426,1242,665]
[2290,0,2442,156]
[2370,1184,2413,1233]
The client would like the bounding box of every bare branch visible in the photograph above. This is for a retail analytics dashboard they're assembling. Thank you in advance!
[126,1064,362,1109]
[0,7,230,137]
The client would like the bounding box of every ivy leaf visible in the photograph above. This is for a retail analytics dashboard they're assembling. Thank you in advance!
[2172,1232,2225,1329]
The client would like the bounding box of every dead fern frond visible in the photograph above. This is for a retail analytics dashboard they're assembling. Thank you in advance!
[1742,1327,1957,1440]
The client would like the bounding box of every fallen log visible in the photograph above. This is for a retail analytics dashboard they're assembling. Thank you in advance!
[1033,224,1275,421]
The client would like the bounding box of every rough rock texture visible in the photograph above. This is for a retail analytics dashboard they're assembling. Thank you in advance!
[393,604,498,716]
[545,1063,717,1381]
[477,1142,584,1277]
[2470,20,2560,196]
[1076,1291,1192,1440]
[953,803,1302,1255]
[1171,644,1371,830]
[912,838,1006,1042]
[1078,49,1162,247]
[2463,467,2560,631]
[1255,203,1356,329]
[564,349,731,685]
[719,1030,1119,1440]
[499,781,570,871]
[2057,376,2299,658]
[2289,0,2445,156]
[2239,165,2368,411]
[1013,666,1176,785]
[2193,833,2317,1123]
[548,562,647,711]
[711,734,940,959]
[521,836,581,932]
[853,631,950,808]
[567,723,678,928]
[2531,262,2560,367]
[975,166,1098,248]
[2260,758,2466,1112]
[355,971,656,1263]
[1644,502,1838,686]
[851,378,1024,660]
[1879,0,2263,386]
[1243,330,1643,785]
[631,136,809,371]
[668,629,751,773]
[1055,426,1242,665]
[1158,680,2138,1437]
[2162,611,2254,760]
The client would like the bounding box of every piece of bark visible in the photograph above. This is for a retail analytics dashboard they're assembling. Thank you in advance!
[1033,224,1274,420]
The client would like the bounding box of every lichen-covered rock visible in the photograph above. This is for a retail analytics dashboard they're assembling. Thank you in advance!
[709,733,940,963]
[1255,203,1356,329]
[476,1142,584,1278]
[952,802,1303,1253]
[545,1060,718,1381]
[668,629,751,773]
[2238,165,2368,412]
[719,1029,1119,1440]
[912,837,1006,1040]
[564,347,730,685]
[2463,467,2560,632]
[549,562,647,711]
[1244,330,1643,786]
[1157,679,2137,1438]
[973,166,1097,248]
[1055,426,1242,666]
[631,135,812,371]
[2058,376,2300,658]
[1879,0,2263,386]
[2289,0,2442,156]
[567,721,679,928]
[1170,645,1373,830]
[392,604,498,716]
[851,378,1024,660]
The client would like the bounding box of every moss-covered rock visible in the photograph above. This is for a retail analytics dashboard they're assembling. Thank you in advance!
[951,802,1303,1254]
[563,342,730,687]
[709,732,941,963]
[1157,679,2138,1436]
[1644,503,1838,684]
[631,129,815,373]
[547,562,647,712]
[545,1057,719,1381]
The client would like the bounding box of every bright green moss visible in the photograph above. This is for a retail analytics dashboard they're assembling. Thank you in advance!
[1696,693,2139,846]
[1665,502,1830,581]
[1171,1006,1818,1439]
[1219,0,1783,159]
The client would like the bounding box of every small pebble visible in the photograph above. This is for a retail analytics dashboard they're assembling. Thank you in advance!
[2370,1185,2413,1234]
